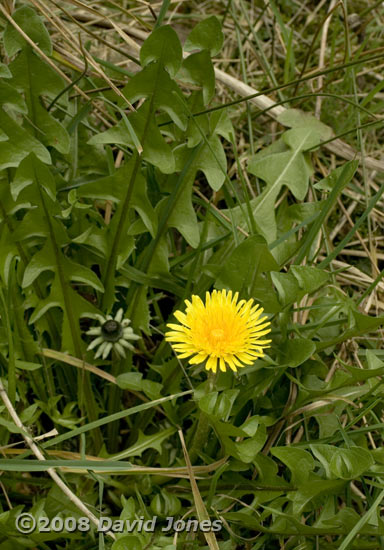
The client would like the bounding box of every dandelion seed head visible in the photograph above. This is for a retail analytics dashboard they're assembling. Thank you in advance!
[86,309,139,359]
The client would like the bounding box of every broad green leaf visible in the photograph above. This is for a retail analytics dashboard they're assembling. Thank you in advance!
[283,126,327,152]
[179,50,215,104]
[112,536,141,550]
[141,380,163,400]
[132,285,151,333]
[278,108,333,144]
[329,448,374,479]
[78,161,157,237]
[292,479,346,515]
[248,130,314,241]
[279,338,316,367]
[112,427,175,459]
[0,80,26,112]
[140,25,182,77]
[310,444,336,479]
[215,235,279,293]
[89,102,175,174]
[116,372,144,392]
[290,265,329,293]
[155,176,199,247]
[270,271,299,306]
[223,425,267,463]
[12,152,55,200]
[271,447,315,484]
[3,6,52,56]
[342,359,384,382]
[122,63,187,130]
[12,155,101,352]
[0,63,12,78]
[8,49,70,154]
[271,265,328,307]
[174,135,226,191]
[184,16,224,56]
[199,390,239,418]
[210,108,235,140]
[0,82,50,169]
[314,163,355,191]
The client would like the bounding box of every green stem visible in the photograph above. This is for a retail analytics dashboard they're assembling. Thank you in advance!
[188,372,217,463]
[128,144,203,326]
[188,412,211,464]
[102,151,142,311]
[106,354,124,453]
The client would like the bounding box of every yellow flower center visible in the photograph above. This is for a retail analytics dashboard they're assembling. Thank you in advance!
[210,328,225,341]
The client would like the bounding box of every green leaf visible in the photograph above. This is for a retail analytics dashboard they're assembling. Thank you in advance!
[0,82,50,169]
[215,235,279,293]
[270,271,299,307]
[329,448,374,480]
[79,161,157,238]
[174,135,226,191]
[279,338,316,367]
[290,265,329,293]
[248,130,313,241]
[112,536,142,550]
[12,155,101,352]
[342,357,384,382]
[3,6,52,57]
[122,63,187,130]
[0,63,12,78]
[184,16,224,56]
[227,425,267,463]
[199,390,239,419]
[179,50,215,104]
[112,427,176,459]
[271,447,315,484]
[271,265,328,307]
[116,372,144,392]
[292,479,346,515]
[277,108,333,145]
[155,174,199,248]
[7,48,70,154]
[140,25,182,77]
[90,103,174,174]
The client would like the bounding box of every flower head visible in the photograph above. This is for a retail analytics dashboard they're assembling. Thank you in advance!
[86,308,139,359]
[165,290,271,373]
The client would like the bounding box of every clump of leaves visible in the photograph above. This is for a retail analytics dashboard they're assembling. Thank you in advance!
[0,4,384,550]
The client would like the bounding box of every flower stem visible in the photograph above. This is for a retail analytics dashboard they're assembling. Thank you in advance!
[107,352,124,453]
[188,372,217,463]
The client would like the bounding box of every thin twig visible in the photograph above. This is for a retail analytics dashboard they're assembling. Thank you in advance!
[0,378,116,540]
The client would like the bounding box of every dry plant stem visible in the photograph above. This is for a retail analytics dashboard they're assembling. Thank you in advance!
[0,479,12,509]
[62,10,384,172]
[2,447,226,476]
[33,0,134,109]
[40,348,166,415]
[0,378,116,540]
[330,200,357,241]
[214,69,384,173]
[0,4,112,128]
[178,429,220,550]
[194,188,249,237]
[336,198,380,275]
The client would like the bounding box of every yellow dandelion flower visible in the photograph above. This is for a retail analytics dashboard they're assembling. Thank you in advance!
[165,289,272,373]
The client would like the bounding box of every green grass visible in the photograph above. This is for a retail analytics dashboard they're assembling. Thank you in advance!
[0,1,384,549]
